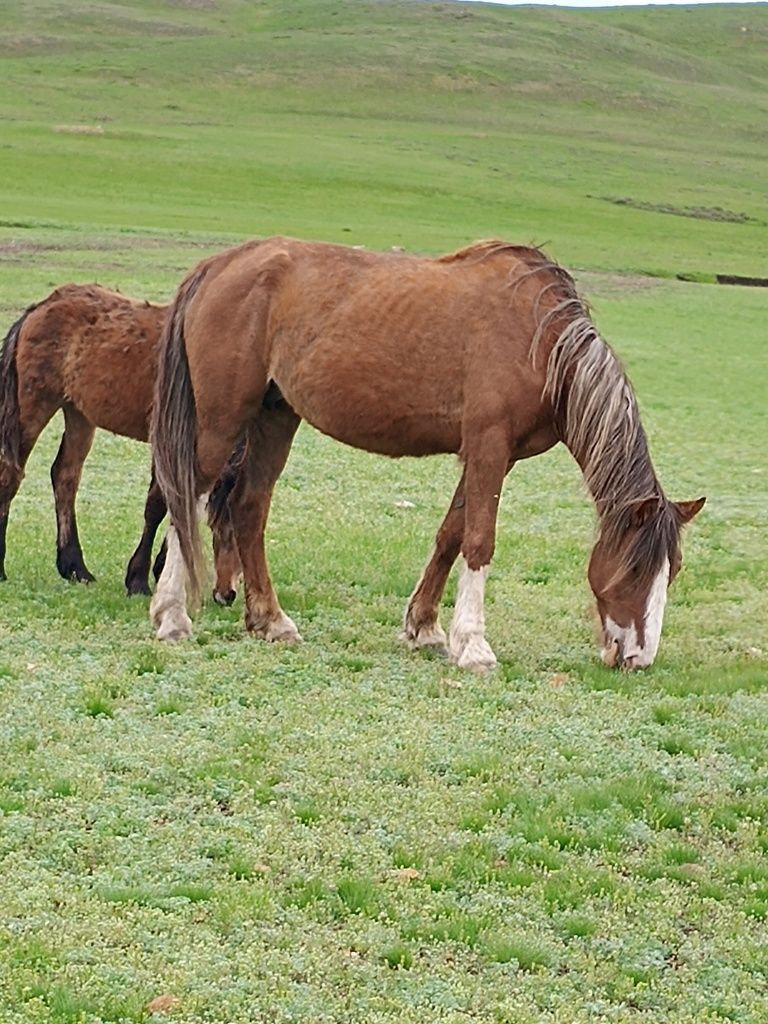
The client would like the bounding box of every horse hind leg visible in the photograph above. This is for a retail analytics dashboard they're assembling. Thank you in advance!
[150,518,199,641]
[402,469,467,654]
[125,467,167,596]
[230,403,301,642]
[0,396,58,581]
[0,459,24,581]
[51,406,96,583]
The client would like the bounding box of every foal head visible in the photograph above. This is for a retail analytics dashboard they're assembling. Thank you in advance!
[588,496,705,670]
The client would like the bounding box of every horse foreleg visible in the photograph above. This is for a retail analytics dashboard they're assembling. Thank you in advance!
[207,442,245,607]
[402,469,467,653]
[448,433,511,673]
[230,405,300,642]
[51,406,96,583]
[125,467,167,596]
[211,511,241,607]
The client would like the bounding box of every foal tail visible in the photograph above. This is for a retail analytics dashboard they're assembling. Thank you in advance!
[0,304,37,474]
[151,269,208,603]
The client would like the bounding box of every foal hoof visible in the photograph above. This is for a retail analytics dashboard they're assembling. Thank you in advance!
[74,570,96,584]
[61,565,96,584]
[213,588,236,607]
[125,578,151,597]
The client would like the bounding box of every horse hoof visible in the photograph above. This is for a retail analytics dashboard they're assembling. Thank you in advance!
[58,563,96,584]
[451,635,497,674]
[156,618,192,643]
[157,626,191,643]
[72,570,96,584]
[248,612,302,643]
[265,616,302,643]
[213,588,236,607]
[153,603,193,642]
[401,621,448,654]
[126,579,151,597]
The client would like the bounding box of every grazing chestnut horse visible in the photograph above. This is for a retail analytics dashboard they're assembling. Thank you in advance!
[0,284,241,600]
[150,237,704,670]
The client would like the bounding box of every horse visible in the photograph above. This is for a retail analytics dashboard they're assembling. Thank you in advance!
[0,284,242,601]
[149,236,705,671]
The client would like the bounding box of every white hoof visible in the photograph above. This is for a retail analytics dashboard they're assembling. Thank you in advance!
[155,606,193,642]
[450,634,497,673]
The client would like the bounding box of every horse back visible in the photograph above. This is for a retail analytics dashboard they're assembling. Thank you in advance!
[16,284,167,441]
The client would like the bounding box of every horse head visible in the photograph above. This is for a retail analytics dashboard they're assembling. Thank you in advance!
[588,496,705,670]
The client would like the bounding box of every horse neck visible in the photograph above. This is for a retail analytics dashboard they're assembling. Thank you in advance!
[543,316,664,525]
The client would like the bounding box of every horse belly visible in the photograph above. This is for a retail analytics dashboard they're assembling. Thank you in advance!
[64,334,156,441]
[273,341,462,457]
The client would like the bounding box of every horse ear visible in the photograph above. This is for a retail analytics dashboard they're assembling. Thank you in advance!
[631,498,659,527]
[675,496,706,524]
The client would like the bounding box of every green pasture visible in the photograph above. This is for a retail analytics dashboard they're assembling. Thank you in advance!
[1,2,767,1022]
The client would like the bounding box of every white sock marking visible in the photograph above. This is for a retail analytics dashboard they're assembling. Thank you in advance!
[150,526,192,641]
[150,493,210,642]
[449,558,496,672]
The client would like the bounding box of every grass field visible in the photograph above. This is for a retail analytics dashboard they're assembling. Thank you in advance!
[1,2,767,1022]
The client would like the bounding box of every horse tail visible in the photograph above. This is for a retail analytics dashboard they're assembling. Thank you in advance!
[151,268,209,604]
[0,303,38,472]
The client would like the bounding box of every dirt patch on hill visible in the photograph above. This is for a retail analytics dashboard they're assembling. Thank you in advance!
[574,270,669,296]
[591,194,762,226]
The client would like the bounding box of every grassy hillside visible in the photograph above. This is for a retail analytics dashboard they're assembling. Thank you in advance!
[1,0,767,276]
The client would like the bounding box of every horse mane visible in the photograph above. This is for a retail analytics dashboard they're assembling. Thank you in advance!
[515,247,682,588]
[437,239,548,266]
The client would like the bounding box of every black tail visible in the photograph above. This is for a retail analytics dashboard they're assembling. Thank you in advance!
[0,304,38,471]
[150,268,208,603]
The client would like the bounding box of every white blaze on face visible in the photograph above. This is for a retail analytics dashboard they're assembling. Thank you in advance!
[601,557,670,670]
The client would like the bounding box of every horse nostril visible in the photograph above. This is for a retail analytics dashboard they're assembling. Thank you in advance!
[601,637,621,668]
[213,588,236,607]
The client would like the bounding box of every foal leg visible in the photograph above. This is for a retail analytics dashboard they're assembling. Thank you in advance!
[51,406,96,583]
[0,462,24,581]
[152,536,168,583]
[125,467,167,596]
[402,470,466,653]
[449,433,511,673]
[0,403,57,581]
[230,405,300,642]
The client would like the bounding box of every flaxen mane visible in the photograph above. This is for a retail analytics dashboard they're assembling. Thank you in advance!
[519,248,682,588]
